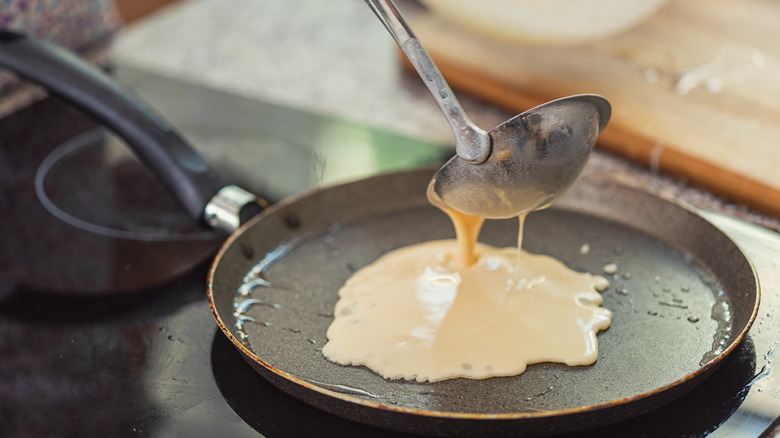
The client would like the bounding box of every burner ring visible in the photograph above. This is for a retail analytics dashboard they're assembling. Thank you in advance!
[34,127,219,242]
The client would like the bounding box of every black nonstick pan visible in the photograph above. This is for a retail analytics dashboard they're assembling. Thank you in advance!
[0,32,759,436]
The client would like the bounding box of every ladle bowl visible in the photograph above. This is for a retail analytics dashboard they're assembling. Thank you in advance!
[428,95,611,218]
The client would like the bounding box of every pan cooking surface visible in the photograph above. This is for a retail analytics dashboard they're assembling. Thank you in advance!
[209,170,757,433]
[230,208,727,411]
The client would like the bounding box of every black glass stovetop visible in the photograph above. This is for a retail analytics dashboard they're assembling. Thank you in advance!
[0,67,777,438]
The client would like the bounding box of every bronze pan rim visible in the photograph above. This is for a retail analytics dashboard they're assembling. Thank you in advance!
[206,169,760,430]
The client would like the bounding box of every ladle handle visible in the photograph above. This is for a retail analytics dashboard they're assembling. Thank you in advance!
[364,0,490,163]
[0,31,263,232]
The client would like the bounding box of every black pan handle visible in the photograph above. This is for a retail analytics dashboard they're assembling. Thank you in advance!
[0,30,264,232]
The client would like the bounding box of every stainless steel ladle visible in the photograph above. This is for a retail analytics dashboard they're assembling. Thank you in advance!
[365,0,611,218]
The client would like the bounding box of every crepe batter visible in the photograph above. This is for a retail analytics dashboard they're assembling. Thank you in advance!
[322,208,612,382]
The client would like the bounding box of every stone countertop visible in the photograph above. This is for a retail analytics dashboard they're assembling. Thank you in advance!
[113,0,779,232]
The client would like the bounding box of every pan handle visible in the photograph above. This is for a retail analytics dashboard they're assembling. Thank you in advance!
[0,30,264,232]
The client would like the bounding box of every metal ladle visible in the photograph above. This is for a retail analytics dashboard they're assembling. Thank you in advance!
[365,0,611,218]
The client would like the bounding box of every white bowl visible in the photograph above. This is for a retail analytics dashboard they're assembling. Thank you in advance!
[419,0,671,46]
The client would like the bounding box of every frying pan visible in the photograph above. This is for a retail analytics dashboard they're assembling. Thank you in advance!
[0,32,759,436]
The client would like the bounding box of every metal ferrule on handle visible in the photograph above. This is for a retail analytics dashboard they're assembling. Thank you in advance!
[204,185,265,233]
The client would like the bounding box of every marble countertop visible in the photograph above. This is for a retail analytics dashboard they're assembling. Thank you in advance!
[113,0,779,232]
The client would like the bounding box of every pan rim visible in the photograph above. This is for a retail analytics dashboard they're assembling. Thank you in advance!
[206,169,761,423]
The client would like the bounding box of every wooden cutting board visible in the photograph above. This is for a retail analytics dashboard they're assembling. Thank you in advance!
[410,0,780,218]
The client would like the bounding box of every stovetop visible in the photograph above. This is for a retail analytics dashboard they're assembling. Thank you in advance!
[0,67,778,437]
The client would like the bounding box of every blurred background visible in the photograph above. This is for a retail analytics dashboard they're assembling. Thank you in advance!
[2,0,779,229]
[0,1,779,437]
